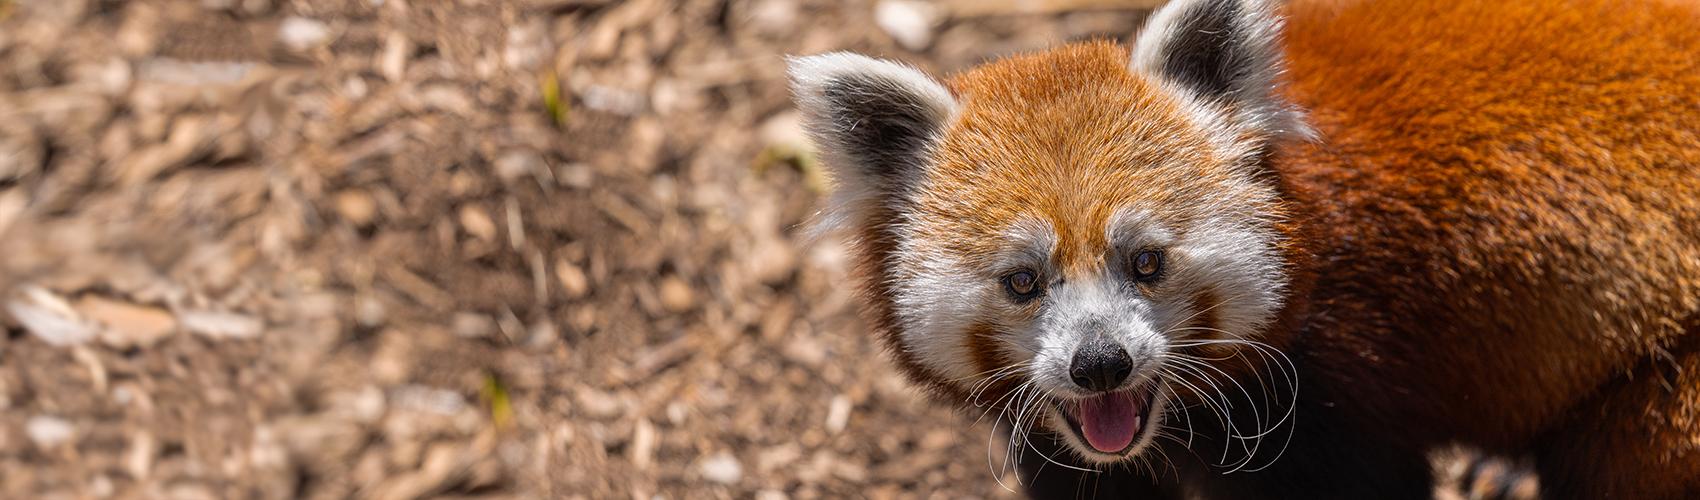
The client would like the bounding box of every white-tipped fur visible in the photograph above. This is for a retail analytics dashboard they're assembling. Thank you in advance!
[786,52,959,236]
[1132,0,1313,145]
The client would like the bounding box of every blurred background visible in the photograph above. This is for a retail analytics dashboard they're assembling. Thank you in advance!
[0,0,1522,498]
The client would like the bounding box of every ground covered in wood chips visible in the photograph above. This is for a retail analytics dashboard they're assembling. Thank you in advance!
[0,0,1525,498]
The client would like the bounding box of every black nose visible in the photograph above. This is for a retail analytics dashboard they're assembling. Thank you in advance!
[1070,335,1133,392]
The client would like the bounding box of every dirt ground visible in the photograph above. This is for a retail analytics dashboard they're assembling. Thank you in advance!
[0,0,1526,498]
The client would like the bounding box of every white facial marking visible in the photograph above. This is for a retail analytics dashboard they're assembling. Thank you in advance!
[1174,214,1287,337]
[994,216,1057,274]
[1031,276,1170,396]
[893,246,985,383]
[895,215,1073,384]
[1107,207,1177,253]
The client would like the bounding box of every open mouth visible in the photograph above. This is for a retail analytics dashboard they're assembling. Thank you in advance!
[1056,386,1160,455]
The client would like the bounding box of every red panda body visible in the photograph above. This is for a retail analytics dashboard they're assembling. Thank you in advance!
[1276,1,1700,495]
[789,0,1700,498]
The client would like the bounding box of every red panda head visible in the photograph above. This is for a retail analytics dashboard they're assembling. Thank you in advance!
[790,0,1307,465]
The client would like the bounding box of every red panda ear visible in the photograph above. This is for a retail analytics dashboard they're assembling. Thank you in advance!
[1132,0,1311,143]
[787,53,957,221]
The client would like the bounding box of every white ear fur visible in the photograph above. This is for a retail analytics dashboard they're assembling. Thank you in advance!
[786,52,958,232]
[1132,0,1311,143]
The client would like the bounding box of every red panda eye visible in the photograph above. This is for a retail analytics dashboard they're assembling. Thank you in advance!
[1002,270,1042,301]
[1132,250,1164,282]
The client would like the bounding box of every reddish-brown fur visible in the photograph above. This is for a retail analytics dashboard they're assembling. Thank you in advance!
[1274,0,1700,495]
[845,0,1700,497]
[931,43,1249,280]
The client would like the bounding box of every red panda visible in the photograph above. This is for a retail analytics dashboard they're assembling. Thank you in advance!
[788,0,1700,498]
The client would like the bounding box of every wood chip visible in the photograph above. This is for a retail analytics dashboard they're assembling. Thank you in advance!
[5,286,97,347]
[74,296,177,348]
[177,310,263,340]
[555,260,590,299]
[658,277,694,313]
[459,205,498,242]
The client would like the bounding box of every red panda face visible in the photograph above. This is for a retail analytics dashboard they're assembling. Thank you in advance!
[791,0,1305,467]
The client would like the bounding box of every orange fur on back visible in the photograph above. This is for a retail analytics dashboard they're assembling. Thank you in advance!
[1280,0,1700,436]
[1273,0,1700,496]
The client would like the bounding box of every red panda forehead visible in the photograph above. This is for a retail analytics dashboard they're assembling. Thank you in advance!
[947,41,1134,103]
[943,40,1209,152]
[919,41,1230,278]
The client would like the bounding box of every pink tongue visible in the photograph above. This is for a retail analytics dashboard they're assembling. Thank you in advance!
[1077,392,1141,453]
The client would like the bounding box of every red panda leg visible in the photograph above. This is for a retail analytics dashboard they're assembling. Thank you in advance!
[1534,337,1700,499]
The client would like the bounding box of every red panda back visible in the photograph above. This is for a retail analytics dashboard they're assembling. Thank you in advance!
[1278,0,1700,452]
